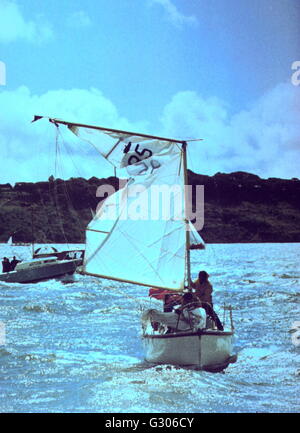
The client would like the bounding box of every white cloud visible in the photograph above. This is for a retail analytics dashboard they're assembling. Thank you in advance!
[67,11,92,29]
[160,84,300,179]
[0,82,299,185]
[0,86,147,184]
[0,0,54,43]
[149,0,198,28]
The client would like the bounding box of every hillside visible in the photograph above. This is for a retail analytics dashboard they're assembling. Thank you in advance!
[0,171,299,243]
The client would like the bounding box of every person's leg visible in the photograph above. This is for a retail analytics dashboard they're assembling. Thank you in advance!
[202,304,224,331]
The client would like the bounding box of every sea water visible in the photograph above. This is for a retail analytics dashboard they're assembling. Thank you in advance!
[0,243,299,413]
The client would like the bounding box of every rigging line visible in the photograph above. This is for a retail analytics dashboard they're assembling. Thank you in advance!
[56,128,91,238]
[57,135,68,245]
[54,124,60,178]
[187,144,196,177]
[186,143,202,279]
[205,162,227,291]
[68,130,116,168]
[42,128,61,245]
[58,129,85,178]
[47,179,56,243]
[53,130,71,246]
[56,126,99,248]
[187,135,224,300]
[31,127,58,247]
[30,124,47,246]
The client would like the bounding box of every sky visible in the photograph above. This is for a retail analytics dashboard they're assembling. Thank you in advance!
[0,0,299,183]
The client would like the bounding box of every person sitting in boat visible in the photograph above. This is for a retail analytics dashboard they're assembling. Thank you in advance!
[142,292,206,334]
[174,292,206,330]
[10,256,20,271]
[2,257,10,273]
[191,271,224,331]
[163,293,182,312]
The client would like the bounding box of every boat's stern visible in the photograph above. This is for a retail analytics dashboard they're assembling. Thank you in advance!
[143,330,236,371]
[141,305,237,371]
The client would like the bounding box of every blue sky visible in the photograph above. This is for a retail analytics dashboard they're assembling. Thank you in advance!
[0,0,299,183]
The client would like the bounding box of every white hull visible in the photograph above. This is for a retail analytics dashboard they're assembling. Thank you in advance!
[143,330,236,372]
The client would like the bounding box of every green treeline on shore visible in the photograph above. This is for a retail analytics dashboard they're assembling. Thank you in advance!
[0,171,299,243]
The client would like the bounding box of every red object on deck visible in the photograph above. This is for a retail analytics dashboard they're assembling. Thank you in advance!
[149,287,181,301]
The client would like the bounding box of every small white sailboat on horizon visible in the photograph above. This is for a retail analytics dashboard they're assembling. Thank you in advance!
[34,115,237,371]
[6,234,30,247]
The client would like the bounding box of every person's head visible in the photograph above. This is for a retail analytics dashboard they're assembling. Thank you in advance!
[198,270,209,283]
[13,256,16,259]
[182,292,194,305]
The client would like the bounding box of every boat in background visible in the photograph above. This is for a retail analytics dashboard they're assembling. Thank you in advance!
[6,235,30,247]
[0,255,82,284]
[1,206,85,284]
[1,244,84,284]
[33,245,84,262]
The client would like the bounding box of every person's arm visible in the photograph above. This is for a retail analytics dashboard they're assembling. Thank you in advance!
[206,283,213,296]
[191,279,197,289]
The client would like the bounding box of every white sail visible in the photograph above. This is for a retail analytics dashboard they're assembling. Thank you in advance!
[68,124,176,169]
[34,118,205,290]
[67,126,187,290]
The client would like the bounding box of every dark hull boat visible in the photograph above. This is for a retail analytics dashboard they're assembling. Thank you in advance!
[0,257,82,284]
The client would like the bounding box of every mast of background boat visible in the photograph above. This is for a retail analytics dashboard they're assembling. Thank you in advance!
[31,207,35,258]
[182,141,192,291]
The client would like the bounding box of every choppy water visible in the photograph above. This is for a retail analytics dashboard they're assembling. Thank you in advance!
[0,243,299,413]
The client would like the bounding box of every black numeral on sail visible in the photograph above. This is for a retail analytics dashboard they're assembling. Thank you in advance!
[127,144,153,166]
[133,144,152,159]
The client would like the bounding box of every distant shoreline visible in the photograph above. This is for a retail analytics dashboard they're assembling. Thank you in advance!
[1,170,299,244]
[1,241,300,246]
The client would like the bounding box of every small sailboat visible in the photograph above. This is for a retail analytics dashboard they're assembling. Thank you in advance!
[6,235,30,246]
[0,234,83,284]
[34,115,237,371]
[0,255,82,284]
